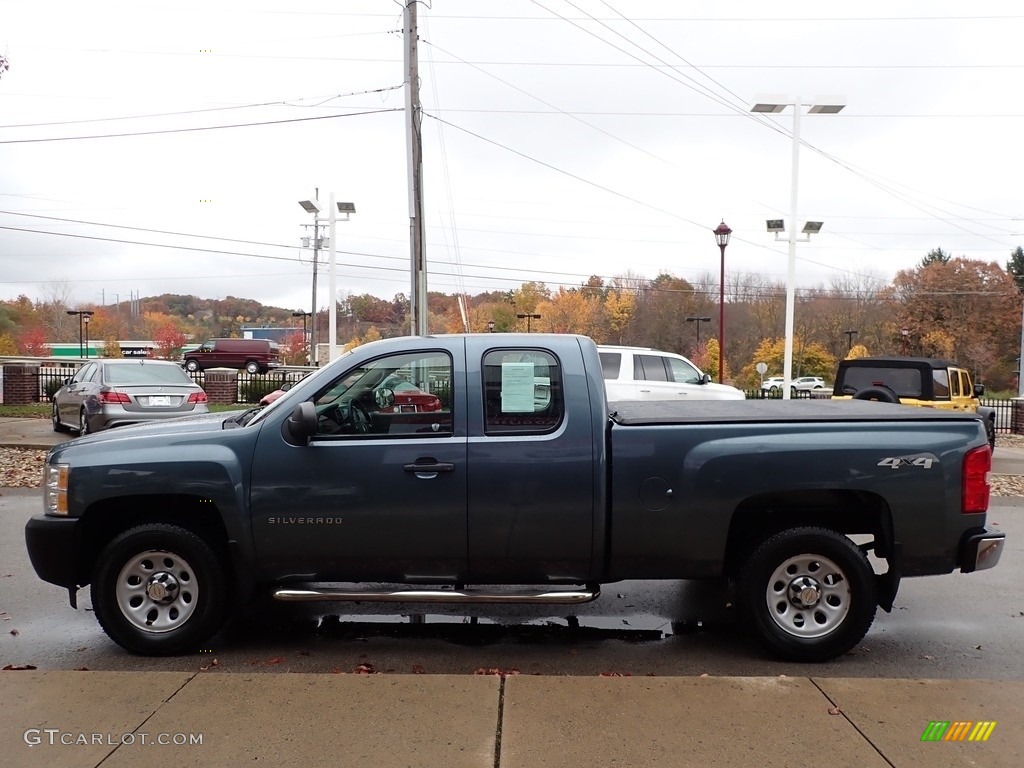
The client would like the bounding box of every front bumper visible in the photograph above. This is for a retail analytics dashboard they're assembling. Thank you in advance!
[25,514,84,589]
[958,526,1005,573]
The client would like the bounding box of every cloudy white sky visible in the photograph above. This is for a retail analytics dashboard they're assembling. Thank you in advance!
[1,0,1022,316]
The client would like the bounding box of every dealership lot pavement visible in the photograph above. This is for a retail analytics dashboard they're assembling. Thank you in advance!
[2,416,1021,767]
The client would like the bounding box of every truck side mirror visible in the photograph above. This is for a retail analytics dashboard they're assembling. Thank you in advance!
[700,373,711,385]
[973,384,985,397]
[284,401,318,445]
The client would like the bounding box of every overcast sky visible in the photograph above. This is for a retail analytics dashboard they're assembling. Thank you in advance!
[1,0,1022,316]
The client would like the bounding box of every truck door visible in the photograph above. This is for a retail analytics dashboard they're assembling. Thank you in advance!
[249,342,468,582]
[465,342,597,583]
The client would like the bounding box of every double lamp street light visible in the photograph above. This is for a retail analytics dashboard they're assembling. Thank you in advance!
[751,95,845,399]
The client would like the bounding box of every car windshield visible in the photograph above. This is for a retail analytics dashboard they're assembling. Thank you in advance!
[103,363,191,385]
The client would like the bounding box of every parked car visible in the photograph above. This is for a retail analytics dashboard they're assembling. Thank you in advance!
[598,345,744,401]
[792,376,828,391]
[832,355,995,450]
[183,338,280,374]
[51,359,209,434]
[761,376,786,392]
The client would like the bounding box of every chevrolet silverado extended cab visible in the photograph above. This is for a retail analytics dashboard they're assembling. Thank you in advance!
[25,334,1005,662]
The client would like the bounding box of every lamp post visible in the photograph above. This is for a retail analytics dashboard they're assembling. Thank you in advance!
[901,327,910,355]
[299,194,356,365]
[686,316,712,347]
[752,96,845,399]
[844,329,858,352]
[516,312,541,332]
[487,320,495,333]
[712,221,731,383]
[66,310,94,358]
[83,313,91,358]
[292,311,312,364]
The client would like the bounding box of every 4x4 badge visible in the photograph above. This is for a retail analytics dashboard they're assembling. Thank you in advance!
[878,456,935,470]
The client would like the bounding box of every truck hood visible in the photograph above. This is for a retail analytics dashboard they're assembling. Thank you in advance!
[62,409,249,449]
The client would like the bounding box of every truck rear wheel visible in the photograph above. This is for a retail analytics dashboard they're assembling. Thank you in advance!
[738,527,876,662]
[91,524,227,655]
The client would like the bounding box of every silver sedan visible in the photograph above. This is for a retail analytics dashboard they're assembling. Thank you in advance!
[51,359,209,434]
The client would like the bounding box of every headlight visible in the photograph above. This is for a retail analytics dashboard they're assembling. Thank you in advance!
[44,463,70,516]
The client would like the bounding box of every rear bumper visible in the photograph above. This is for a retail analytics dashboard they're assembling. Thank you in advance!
[958,526,1005,573]
[25,514,84,589]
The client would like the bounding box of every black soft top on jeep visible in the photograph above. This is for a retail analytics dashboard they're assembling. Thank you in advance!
[832,356,959,399]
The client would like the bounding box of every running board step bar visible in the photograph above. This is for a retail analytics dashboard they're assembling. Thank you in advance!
[273,586,600,605]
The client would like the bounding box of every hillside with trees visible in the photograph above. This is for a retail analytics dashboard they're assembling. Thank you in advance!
[2,247,1022,390]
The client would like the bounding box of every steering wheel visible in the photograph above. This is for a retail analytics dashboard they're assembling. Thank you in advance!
[347,400,372,434]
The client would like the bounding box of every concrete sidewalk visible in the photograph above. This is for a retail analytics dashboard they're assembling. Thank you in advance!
[1,671,1020,768]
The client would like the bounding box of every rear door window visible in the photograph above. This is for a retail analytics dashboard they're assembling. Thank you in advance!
[483,349,564,435]
[599,352,621,380]
[635,354,669,382]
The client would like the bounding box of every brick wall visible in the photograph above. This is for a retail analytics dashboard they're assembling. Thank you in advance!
[204,368,238,406]
[2,363,40,405]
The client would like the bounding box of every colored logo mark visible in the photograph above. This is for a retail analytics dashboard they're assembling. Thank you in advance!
[921,721,996,742]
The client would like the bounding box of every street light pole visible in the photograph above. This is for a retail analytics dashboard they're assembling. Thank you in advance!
[712,221,732,383]
[752,96,845,399]
[901,327,910,355]
[83,314,91,358]
[292,311,311,363]
[516,312,541,332]
[844,329,858,352]
[66,310,94,358]
[686,316,712,347]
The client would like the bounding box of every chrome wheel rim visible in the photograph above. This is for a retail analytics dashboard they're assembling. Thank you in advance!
[115,550,199,633]
[765,553,850,639]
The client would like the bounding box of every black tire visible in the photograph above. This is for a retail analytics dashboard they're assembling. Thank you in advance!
[185,359,200,373]
[986,418,996,452]
[91,524,228,655]
[78,408,92,435]
[52,403,71,433]
[853,386,900,404]
[738,527,876,662]
[245,361,260,374]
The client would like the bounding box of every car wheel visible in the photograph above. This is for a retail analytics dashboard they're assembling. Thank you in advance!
[185,360,200,373]
[91,524,228,656]
[78,408,92,435]
[738,527,876,662]
[245,361,260,374]
[52,402,71,433]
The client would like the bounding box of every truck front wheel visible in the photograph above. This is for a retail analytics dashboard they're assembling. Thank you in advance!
[91,524,228,655]
[738,527,876,662]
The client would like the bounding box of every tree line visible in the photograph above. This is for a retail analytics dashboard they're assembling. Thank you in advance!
[2,247,1023,391]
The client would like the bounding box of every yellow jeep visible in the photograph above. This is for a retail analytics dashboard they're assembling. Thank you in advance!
[832,356,995,449]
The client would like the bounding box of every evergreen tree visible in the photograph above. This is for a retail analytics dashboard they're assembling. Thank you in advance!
[919,247,951,267]
[1006,245,1024,294]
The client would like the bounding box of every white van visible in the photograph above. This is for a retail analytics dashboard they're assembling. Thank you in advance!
[597,345,745,401]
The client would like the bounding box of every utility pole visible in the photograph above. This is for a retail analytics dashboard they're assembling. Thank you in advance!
[311,216,320,365]
[405,0,427,335]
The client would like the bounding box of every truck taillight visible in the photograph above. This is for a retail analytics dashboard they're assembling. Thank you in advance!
[962,445,991,514]
[99,391,132,404]
[188,392,208,403]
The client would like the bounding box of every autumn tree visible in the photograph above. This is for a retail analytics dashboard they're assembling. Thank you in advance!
[152,322,188,359]
[736,337,836,390]
[19,327,48,356]
[0,333,17,355]
[1006,246,1024,294]
[102,338,123,358]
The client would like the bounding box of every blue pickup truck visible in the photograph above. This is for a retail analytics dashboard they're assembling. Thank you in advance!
[25,334,1004,662]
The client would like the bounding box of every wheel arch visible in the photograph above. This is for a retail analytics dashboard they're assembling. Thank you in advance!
[724,489,895,578]
[74,495,248,595]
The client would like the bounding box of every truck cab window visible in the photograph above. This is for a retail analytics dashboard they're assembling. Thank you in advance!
[312,351,453,437]
[483,349,564,435]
